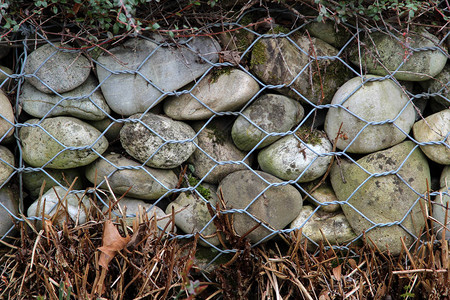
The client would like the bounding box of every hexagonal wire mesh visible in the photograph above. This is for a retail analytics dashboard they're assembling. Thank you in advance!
[0,8,449,268]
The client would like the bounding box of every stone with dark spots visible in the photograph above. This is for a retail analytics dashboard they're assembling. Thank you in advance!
[218,170,303,243]
[231,94,304,151]
[348,29,447,81]
[330,141,430,255]
[120,113,197,169]
[188,118,252,184]
[19,117,108,169]
[250,35,351,105]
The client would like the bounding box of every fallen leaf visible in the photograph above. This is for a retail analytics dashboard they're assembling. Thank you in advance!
[98,220,130,269]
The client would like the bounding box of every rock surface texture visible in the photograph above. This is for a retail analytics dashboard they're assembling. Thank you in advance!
[97,37,220,116]
[330,141,430,255]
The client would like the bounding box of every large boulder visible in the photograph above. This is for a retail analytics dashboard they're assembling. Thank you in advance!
[250,34,350,104]
[20,76,111,120]
[258,128,332,182]
[19,117,108,169]
[330,141,430,255]
[120,113,197,169]
[324,75,415,153]
[85,153,178,200]
[163,68,259,120]
[188,118,251,184]
[24,43,91,93]
[412,110,450,165]
[218,170,303,243]
[349,29,447,81]
[96,37,220,116]
[231,94,304,151]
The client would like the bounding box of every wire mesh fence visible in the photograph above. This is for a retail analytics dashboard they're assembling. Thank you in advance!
[0,8,449,269]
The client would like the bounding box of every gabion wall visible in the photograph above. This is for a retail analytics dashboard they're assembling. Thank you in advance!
[0,10,449,263]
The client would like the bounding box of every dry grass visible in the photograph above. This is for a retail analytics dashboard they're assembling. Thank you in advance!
[0,181,448,300]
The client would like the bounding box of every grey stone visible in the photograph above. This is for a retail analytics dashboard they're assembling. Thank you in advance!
[433,188,449,240]
[290,205,357,249]
[20,76,111,120]
[0,146,14,186]
[0,89,14,142]
[218,170,303,243]
[412,110,450,165]
[441,166,449,188]
[24,43,91,93]
[27,186,91,227]
[302,182,341,212]
[163,69,259,120]
[349,29,447,81]
[324,75,415,153]
[120,113,197,169]
[258,129,332,182]
[90,118,123,142]
[85,153,178,200]
[104,197,173,231]
[0,187,19,238]
[419,64,450,107]
[231,94,304,151]
[189,118,251,184]
[166,183,220,246]
[23,168,84,198]
[305,20,352,48]
[19,117,108,169]
[96,37,220,116]
[250,35,350,104]
[330,141,430,255]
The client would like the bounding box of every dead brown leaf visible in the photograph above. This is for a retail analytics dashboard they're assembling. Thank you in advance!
[97,220,131,269]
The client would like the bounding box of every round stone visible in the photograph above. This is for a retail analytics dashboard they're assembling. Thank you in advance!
[19,117,109,169]
[188,118,251,184]
[0,187,19,238]
[330,141,430,255]
[163,68,260,121]
[120,113,197,169]
[349,29,447,81]
[24,43,91,94]
[218,170,303,243]
[85,153,178,200]
[413,110,450,165]
[27,186,91,228]
[231,94,304,151]
[324,75,415,153]
[20,76,111,120]
[258,129,332,183]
